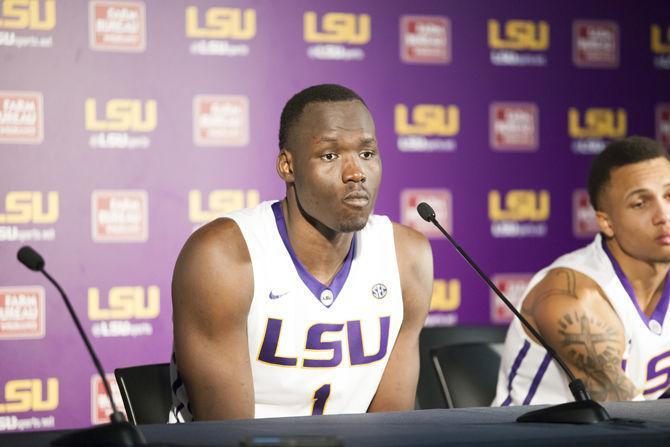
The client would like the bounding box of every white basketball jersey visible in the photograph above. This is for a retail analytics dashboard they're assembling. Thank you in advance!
[493,234,670,406]
[171,201,403,421]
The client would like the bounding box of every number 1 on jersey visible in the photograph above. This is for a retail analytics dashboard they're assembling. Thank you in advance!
[311,384,331,415]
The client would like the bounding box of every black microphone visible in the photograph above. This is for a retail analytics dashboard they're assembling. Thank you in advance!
[416,203,611,424]
[17,246,145,446]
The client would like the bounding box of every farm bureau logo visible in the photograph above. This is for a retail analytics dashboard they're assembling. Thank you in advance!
[0,286,45,340]
[186,6,255,56]
[85,98,157,149]
[91,190,148,242]
[399,15,450,64]
[0,91,43,144]
[193,95,249,146]
[568,107,626,154]
[490,274,532,323]
[573,189,599,238]
[426,279,460,326]
[489,102,538,151]
[657,104,670,149]
[395,103,459,152]
[89,1,145,52]
[400,188,452,239]
[0,191,58,242]
[189,189,259,227]
[488,19,549,66]
[488,189,550,238]
[572,20,619,68]
[0,378,58,432]
[0,0,55,49]
[90,374,126,424]
[652,24,670,69]
[304,11,370,61]
[88,285,160,338]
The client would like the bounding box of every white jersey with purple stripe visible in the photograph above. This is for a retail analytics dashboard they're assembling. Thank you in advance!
[170,200,403,420]
[493,233,670,406]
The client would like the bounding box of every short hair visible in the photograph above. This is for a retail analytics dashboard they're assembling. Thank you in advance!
[278,84,367,150]
[588,136,670,210]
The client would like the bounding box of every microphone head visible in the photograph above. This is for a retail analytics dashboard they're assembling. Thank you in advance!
[416,202,436,222]
[17,246,45,271]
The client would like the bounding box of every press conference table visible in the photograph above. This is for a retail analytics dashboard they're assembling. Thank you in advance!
[5,399,670,447]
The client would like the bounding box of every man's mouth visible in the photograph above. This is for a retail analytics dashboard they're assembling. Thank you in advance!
[343,191,369,208]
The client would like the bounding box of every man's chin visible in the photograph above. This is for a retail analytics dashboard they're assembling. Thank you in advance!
[338,216,369,233]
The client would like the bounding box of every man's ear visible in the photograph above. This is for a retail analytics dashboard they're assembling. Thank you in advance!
[276,149,295,182]
[596,210,614,238]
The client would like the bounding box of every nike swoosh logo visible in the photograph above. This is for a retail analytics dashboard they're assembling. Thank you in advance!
[269,291,288,300]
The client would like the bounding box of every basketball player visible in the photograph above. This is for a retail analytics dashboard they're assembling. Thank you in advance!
[170,84,433,421]
[494,136,670,406]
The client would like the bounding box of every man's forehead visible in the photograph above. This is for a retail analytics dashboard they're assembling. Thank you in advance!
[608,157,670,196]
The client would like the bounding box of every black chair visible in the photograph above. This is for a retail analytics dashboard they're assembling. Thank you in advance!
[431,340,504,408]
[114,363,172,425]
[417,325,508,409]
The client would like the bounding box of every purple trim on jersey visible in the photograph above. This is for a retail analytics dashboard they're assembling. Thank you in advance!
[621,358,627,372]
[347,316,391,365]
[272,201,356,307]
[522,352,552,405]
[501,340,530,406]
[601,237,670,333]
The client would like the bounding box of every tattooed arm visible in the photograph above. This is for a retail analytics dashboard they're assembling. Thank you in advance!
[521,268,638,402]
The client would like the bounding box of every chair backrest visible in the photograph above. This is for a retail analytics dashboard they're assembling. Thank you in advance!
[431,341,504,408]
[114,363,171,425]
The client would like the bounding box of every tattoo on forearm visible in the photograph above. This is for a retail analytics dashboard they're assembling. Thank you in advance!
[557,311,635,401]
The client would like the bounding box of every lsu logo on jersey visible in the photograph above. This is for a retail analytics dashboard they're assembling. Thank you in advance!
[0,191,58,224]
[657,104,670,149]
[0,91,44,144]
[90,374,125,425]
[490,274,531,324]
[0,286,45,340]
[304,11,369,61]
[568,107,627,154]
[489,102,538,151]
[85,98,157,133]
[185,6,255,40]
[652,25,670,69]
[399,15,450,64]
[488,19,549,50]
[489,190,549,238]
[572,20,619,68]
[573,189,599,238]
[0,0,55,31]
[88,286,159,320]
[395,104,459,136]
[188,189,260,224]
[400,188,452,239]
[88,1,146,52]
[91,190,148,242]
[0,378,58,413]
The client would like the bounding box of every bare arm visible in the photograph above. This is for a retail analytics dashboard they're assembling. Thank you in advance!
[521,268,638,402]
[172,218,255,420]
[368,223,433,412]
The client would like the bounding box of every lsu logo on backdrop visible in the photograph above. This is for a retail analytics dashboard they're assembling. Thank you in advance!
[304,11,370,61]
[91,190,148,242]
[399,15,450,64]
[193,95,249,147]
[572,20,619,68]
[88,1,146,52]
[90,374,126,424]
[400,189,452,239]
[568,106,627,154]
[85,98,156,149]
[0,191,58,242]
[185,6,255,56]
[189,189,259,225]
[395,103,459,152]
[657,104,670,149]
[0,91,43,144]
[0,286,45,340]
[0,0,55,49]
[489,189,549,238]
[490,274,531,324]
[0,378,58,431]
[573,189,599,238]
[488,19,549,66]
[489,102,538,151]
[425,279,460,326]
[651,24,670,69]
[88,285,159,337]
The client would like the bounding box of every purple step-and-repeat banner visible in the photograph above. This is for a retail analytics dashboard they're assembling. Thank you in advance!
[1,0,669,431]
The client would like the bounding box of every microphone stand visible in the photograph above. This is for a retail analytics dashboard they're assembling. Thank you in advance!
[416,203,611,423]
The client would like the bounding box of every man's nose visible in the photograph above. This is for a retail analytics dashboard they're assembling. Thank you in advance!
[653,200,670,225]
[342,155,366,183]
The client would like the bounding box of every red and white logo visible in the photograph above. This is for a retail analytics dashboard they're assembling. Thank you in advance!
[0,91,44,144]
[91,374,126,425]
[657,103,670,149]
[490,102,538,151]
[573,20,619,68]
[0,286,45,339]
[89,1,146,52]
[573,189,599,238]
[400,189,452,238]
[490,274,532,324]
[193,95,249,146]
[400,15,450,64]
[92,190,148,242]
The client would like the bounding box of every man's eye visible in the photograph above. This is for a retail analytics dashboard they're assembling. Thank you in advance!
[360,151,375,159]
[321,153,337,161]
[632,201,644,209]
